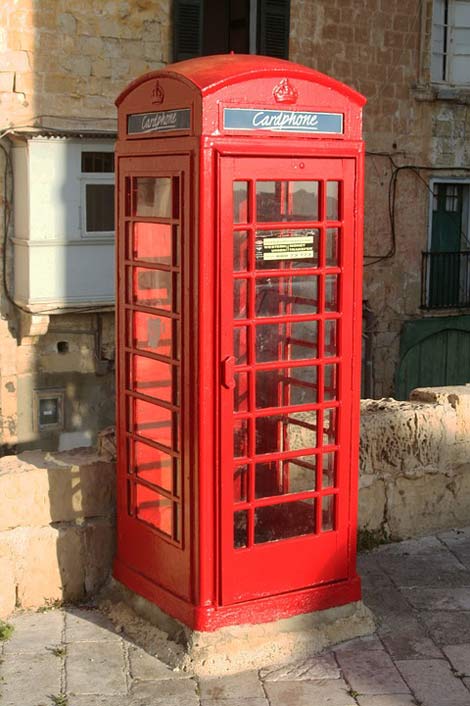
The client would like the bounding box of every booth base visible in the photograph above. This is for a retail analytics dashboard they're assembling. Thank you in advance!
[99,577,376,676]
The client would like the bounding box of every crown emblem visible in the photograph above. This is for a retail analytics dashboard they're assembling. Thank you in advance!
[151,81,164,104]
[273,78,298,104]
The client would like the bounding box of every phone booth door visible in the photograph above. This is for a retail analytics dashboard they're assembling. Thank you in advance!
[116,154,191,602]
[220,155,357,605]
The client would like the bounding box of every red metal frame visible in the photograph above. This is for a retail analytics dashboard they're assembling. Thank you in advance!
[114,55,365,631]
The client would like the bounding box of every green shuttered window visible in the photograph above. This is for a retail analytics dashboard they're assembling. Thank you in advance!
[173,0,290,61]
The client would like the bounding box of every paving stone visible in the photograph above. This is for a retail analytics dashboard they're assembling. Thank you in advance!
[356,696,418,706]
[66,640,127,695]
[438,529,470,568]
[201,700,269,706]
[65,608,121,642]
[260,653,340,681]
[199,670,265,699]
[130,677,199,704]
[334,634,385,654]
[3,609,64,653]
[396,659,470,706]
[420,611,470,645]
[0,652,61,706]
[380,633,442,660]
[128,644,191,680]
[443,645,470,676]
[264,678,357,706]
[336,648,409,695]
[68,699,130,706]
[402,587,470,611]
[373,538,470,588]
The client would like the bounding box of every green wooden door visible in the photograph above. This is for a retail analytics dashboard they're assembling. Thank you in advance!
[396,317,470,399]
[429,184,463,307]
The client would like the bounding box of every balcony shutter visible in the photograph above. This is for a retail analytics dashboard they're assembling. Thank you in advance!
[174,0,203,62]
[258,0,290,59]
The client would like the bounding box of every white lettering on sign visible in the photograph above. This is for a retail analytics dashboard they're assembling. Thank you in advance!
[252,112,319,130]
[141,111,178,131]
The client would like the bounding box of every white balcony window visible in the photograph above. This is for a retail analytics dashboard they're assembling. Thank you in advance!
[432,0,470,84]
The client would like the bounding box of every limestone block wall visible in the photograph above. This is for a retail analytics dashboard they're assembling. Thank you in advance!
[0,447,115,617]
[359,386,470,539]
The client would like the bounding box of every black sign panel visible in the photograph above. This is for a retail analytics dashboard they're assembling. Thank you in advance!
[127,109,191,135]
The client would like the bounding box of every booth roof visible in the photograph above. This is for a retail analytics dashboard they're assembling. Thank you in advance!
[116,53,366,108]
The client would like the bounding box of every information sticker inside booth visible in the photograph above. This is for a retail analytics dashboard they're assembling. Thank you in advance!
[114,54,365,631]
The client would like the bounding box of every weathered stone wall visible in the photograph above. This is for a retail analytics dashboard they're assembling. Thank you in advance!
[360,386,470,539]
[0,0,171,450]
[290,0,468,397]
[0,446,115,617]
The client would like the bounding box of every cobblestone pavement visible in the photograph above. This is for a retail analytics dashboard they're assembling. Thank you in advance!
[2,527,470,706]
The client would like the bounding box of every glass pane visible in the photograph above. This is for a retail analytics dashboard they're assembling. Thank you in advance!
[133,223,173,264]
[234,465,248,502]
[132,268,173,311]
[132,355,176,404]
[285,455,317,494]
[255,461,280,498]
[82,151,114,173]
[134,440,174,493]
[135,483,174,537]
[256,367,318,408]
[324,320,337,357]
[255,456,316,498]
[85,184,114,232]
[322,452,336,488]
[233,181,248,223]
[234,418,248,458]
[326,181,339,220]
[323,408,337,445]
[256,181,282,221]
[256,321,318,362]
[256,323,285,362]
[132,312,175,358]
[322,494,335,532]
[256,181,319,222]
[133,398,177,449]
[234,372,249,412]
[234,510,248,548]
[234,231,248,271]
[290,181,319,221]
[255,276,318,317]
[255,411,317,455]
[254,499,316,544]
[234,279,248,319]
[234,326,248,364]
[326,228,339,266]
[325,275,338,312]
[324,364,337,401]
[255,229,319,269]
[290,320,318,359]
[134,177,172,218]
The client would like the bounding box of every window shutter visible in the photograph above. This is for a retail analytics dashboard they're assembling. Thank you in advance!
[173,0,203,62]
[258,0,290,59]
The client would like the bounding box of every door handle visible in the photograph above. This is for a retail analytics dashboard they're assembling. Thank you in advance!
[221,355,236,389]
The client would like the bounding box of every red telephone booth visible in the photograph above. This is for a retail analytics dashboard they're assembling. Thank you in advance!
[114,54,366,631]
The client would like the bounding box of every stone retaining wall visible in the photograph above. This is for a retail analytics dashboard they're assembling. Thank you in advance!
[359,386,470,540]
[2,386,470,619]
[0,447,115,617]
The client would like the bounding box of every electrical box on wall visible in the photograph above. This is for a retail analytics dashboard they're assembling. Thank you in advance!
[11,134,116,312]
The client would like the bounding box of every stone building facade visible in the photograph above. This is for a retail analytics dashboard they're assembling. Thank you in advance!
[0,0,469,450]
